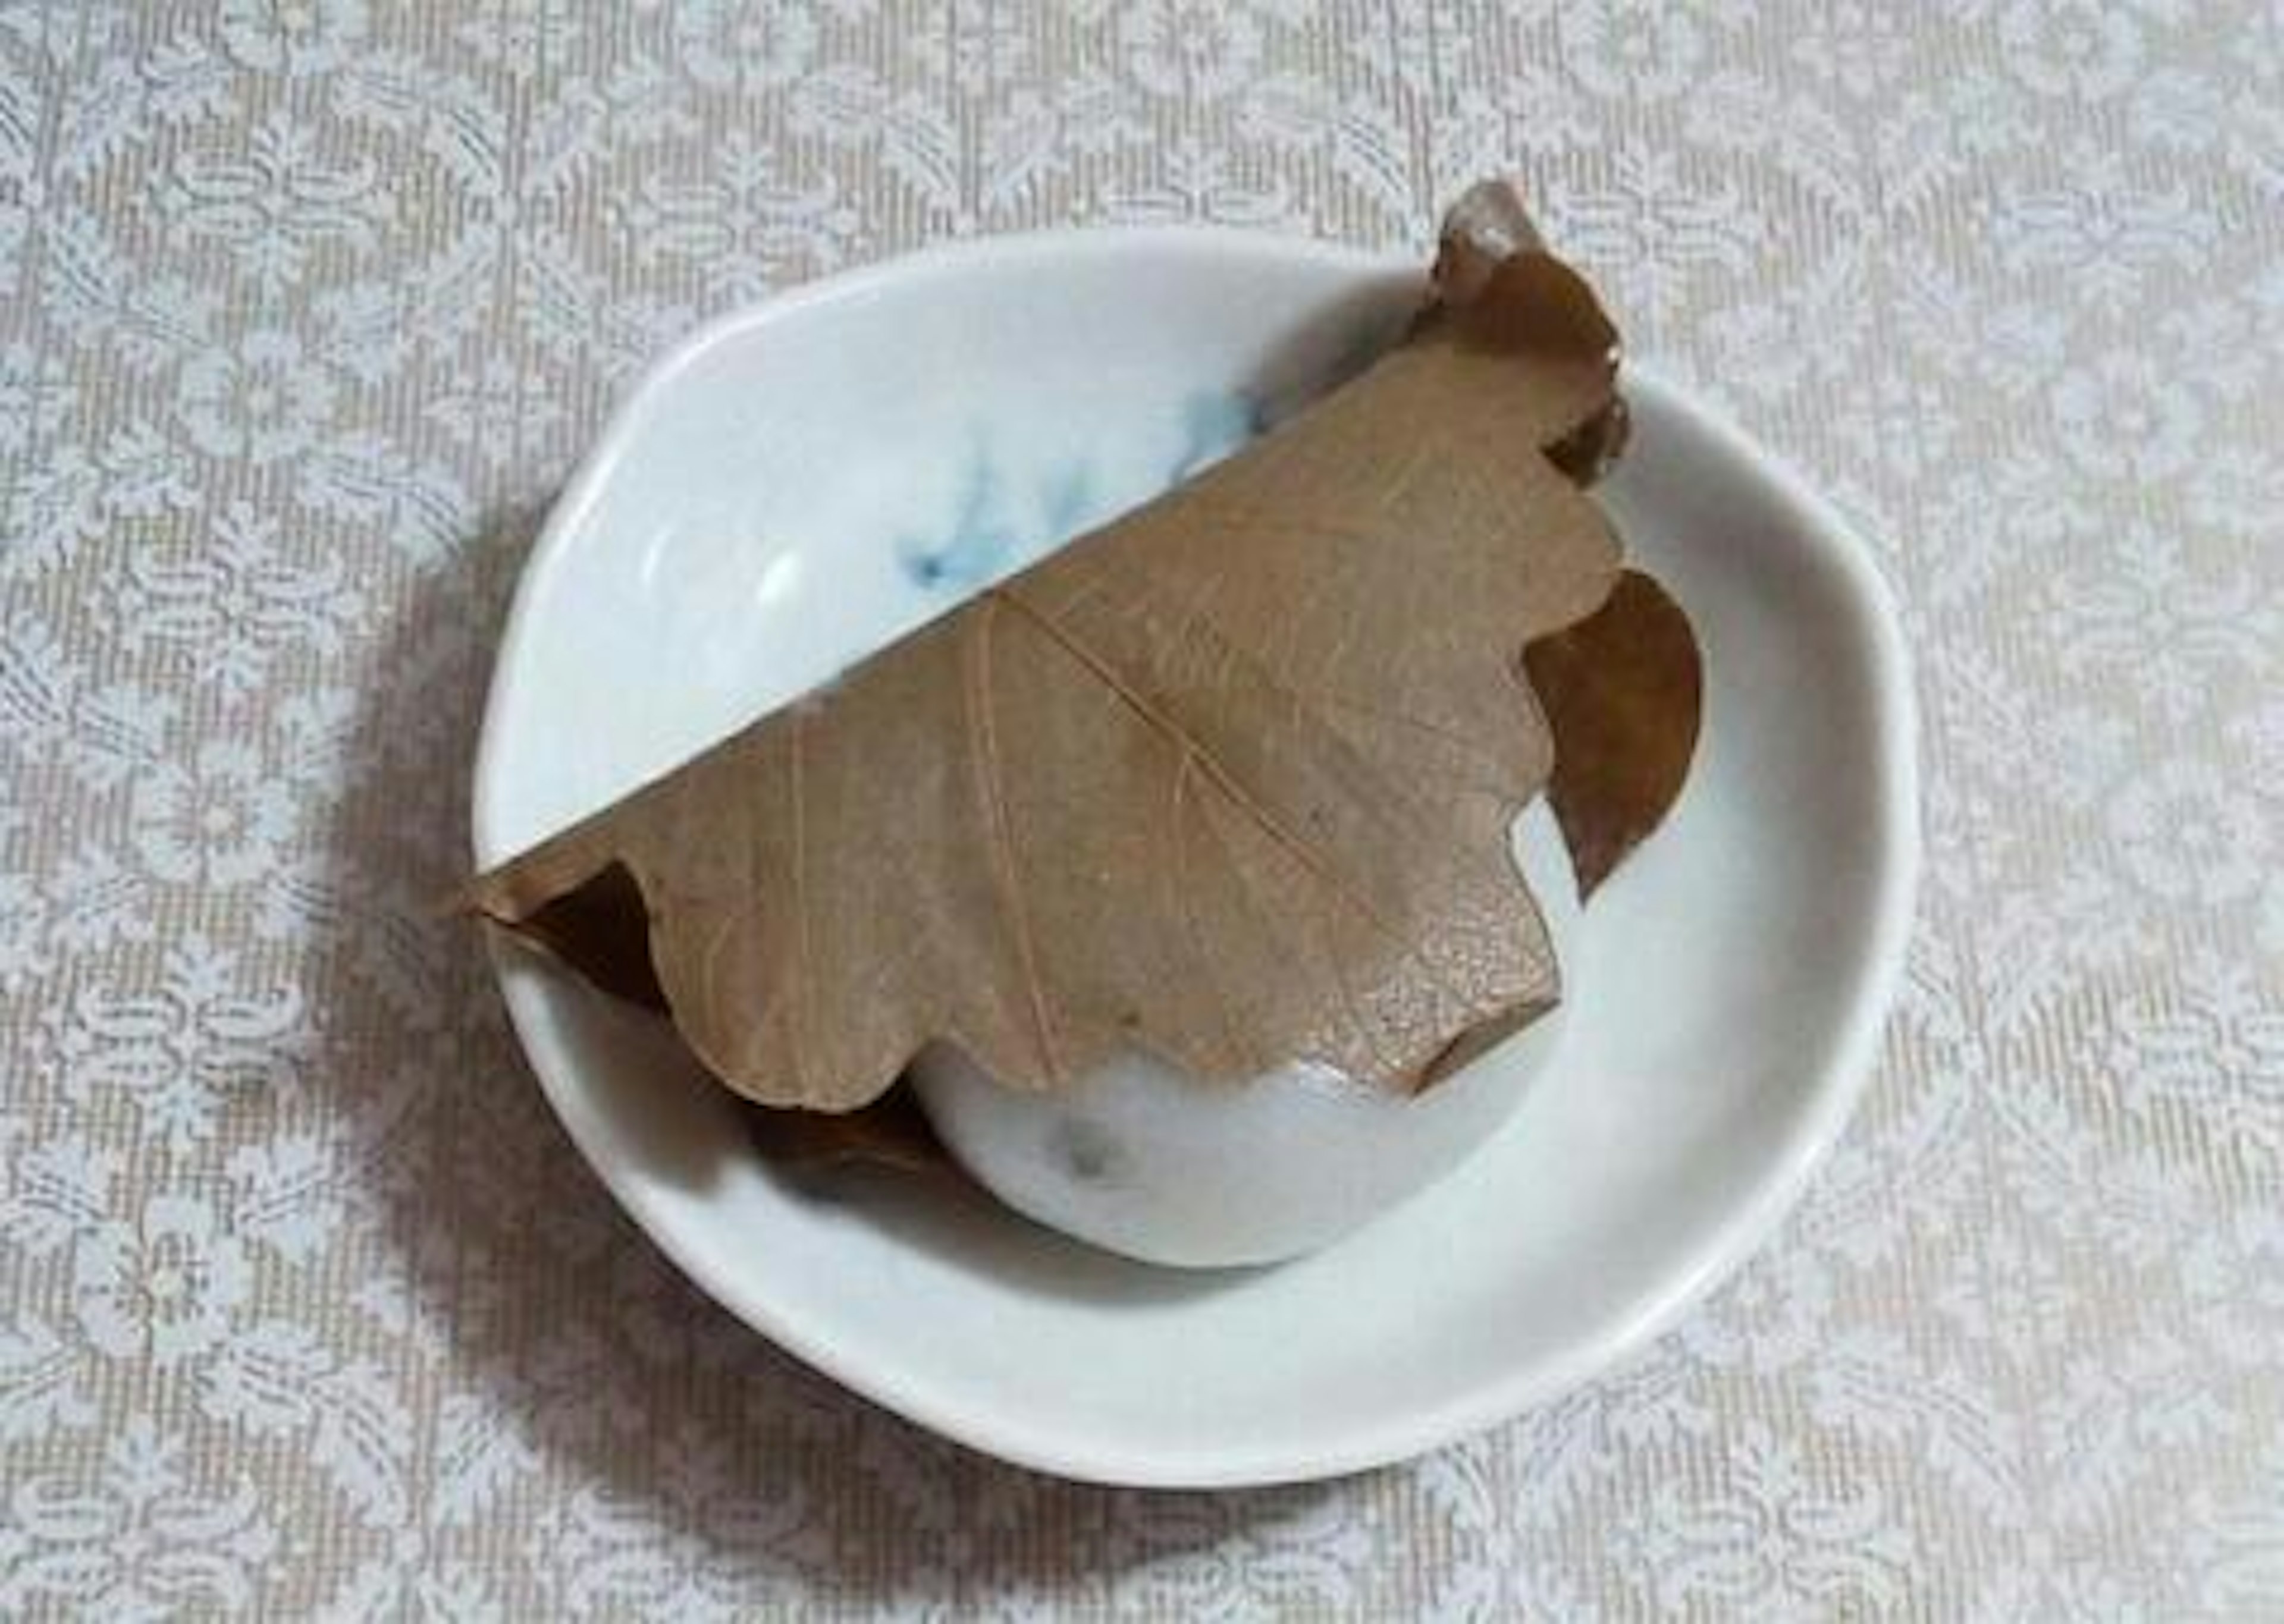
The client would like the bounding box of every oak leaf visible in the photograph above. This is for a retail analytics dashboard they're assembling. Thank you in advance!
[471,182,1634,1111]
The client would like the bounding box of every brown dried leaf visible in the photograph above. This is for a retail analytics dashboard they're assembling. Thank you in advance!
[1525,569,1704,898]
[743,1088,953,1177]
[469,181,1628,1111]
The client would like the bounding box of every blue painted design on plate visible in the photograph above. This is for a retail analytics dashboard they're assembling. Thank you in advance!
[896,389,1264,595]
[896,445,1022,590]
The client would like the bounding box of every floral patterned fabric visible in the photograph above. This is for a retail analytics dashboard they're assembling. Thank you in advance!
[3,2,2280,1617]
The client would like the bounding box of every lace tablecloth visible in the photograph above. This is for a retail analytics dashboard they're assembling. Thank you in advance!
[4,4,2279,1616]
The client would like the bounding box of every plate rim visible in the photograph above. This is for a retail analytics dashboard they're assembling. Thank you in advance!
[472,225,1921,1488]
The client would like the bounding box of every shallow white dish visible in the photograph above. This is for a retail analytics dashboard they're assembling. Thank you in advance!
[473,226,1917,1488]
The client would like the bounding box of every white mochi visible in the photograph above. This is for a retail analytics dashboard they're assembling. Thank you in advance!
[909,800,1582,1268]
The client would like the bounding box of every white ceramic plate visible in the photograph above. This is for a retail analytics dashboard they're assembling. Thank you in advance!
[473,227,1918,1488]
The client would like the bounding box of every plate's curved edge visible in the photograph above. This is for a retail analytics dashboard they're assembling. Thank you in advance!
[1298,372,1925,1489]
[470,237,1922,1489]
